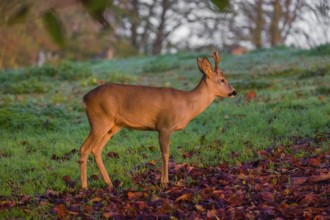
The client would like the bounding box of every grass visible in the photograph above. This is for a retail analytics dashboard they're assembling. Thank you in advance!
[0,46,329,202]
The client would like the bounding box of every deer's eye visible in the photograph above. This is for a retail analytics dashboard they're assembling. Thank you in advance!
[220,79,225,83]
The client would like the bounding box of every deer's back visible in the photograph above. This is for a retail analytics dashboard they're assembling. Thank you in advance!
[83,83,190,131]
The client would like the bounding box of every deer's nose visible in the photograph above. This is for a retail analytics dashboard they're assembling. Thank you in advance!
[229,91,237,97]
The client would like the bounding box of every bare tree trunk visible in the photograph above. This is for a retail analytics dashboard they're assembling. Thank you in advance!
[152,0,171,55]
[140,0,156,54]
[254,0,264,48]
[130,0,139,50]
[270,0,282,47]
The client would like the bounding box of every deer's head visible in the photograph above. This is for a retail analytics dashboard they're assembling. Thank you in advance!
[197,51,237,98]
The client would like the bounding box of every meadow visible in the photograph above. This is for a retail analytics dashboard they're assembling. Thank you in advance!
[0,46,329,218]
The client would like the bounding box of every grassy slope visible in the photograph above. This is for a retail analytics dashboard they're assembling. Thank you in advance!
[0,46,329,199]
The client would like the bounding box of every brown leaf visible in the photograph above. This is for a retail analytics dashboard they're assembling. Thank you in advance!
[299,194,317,206]
[103,212,120,219]
[229,193,245,206]
[90,197,102,202]
[127,191,137,200]
[174,163,188,171]
[319,95,326,101]
[260,192,274,202]
[309,172,330,183]
[107,151,119,159]
[148,160,157,166]
[53,204,68,218]
[182,151,193,159]
[175,194,191,202]
[45,189,59,197]
[84,205,92,213]
[257,150,270,158]
[308,158,321,167]
[245,90,256,101]
[195,204,205,212]
[292,177,308,185]
[0,200,16,209]
[313,215,326,220]
[62,175,71,183]
[151,194,161,202]
[148,146,157,152]
[136,201,147,210]
[91,174,100,180]
[277,146,285,153]
[207,207,218,218]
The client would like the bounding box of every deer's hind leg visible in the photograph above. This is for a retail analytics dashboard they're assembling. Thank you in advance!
[91,125,120,189]
[79,122,120,189]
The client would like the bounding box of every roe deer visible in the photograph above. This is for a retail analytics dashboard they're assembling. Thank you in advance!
[79,51,236,189]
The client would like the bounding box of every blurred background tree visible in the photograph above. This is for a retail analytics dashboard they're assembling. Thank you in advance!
[0,0,329,68]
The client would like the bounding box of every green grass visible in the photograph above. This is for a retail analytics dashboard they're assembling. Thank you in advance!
[0,46,329,201]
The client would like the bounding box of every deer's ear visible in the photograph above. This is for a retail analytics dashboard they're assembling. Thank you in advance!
[196,58,203,73]
[201,57,214,78]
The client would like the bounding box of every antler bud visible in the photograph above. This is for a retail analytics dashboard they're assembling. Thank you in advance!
[210,50,221,72]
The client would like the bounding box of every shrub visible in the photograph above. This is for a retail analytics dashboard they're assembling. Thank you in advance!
[1,78,50,94]
[57,61,92,80]
[143,56,180,73]
[307,43,330,56]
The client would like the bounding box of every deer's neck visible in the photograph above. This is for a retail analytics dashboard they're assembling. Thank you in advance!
[186,78,215,120]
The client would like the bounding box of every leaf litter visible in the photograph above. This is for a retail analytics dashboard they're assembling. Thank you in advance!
[0,133,329,219]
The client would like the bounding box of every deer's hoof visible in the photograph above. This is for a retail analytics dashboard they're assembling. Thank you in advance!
[161,182,169,189]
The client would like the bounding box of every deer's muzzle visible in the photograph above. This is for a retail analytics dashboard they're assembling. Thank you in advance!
[228,90,237,97]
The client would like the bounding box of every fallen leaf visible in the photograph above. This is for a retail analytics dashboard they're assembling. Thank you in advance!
[150,194,161,202]
[0,200,16,209]
[127,191,137,200]
[309,172,330,183]
[319,96,326,101]
[245,90,256,101]
[182,151,193,159]
[136,201,147,210]
[107,151,119,159]
[292,177,308,185]
[207,208,218,218]
[299,194,317,207]
[175,194,191,202]
[148,160,157,166]
[62,175,71,182]
[103,212,118,219]
[195,204,205,212]
[53,204,68,218]
[313,215,326,220]
[90,197,102,202]
[308,158,321,167]
[260,191,274,202]
[91,174,100,180]
[148,146,157,152]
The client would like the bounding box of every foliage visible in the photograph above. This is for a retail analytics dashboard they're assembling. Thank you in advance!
[143,55,180,73]
[105,71,138,83]
[0,47,329,218]
[307,43,330,56]
[212,0,231,11]
[1,78,49,94]
[42,9,65,47]
[57,61,93,80]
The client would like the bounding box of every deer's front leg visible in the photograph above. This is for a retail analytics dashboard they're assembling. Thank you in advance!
[158,130,172,187]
